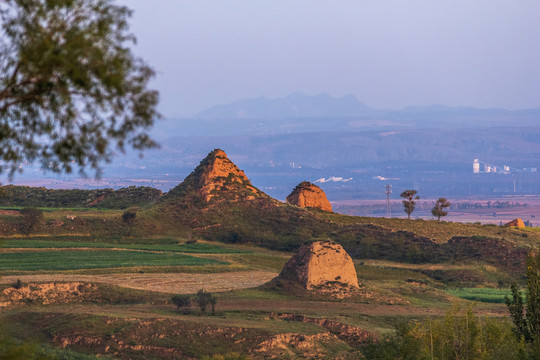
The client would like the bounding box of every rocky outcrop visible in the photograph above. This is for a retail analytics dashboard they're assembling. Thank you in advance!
[504,218,526,228]
[286,182,332,212]
[165,149,268,203]
[276,241,359,294]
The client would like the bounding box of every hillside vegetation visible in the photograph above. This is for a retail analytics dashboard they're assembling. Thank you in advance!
[0,185,162,209]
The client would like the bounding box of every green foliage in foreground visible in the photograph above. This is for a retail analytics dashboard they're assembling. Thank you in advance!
[0,239,246,253]
[363,306,529,359]
[446,288,513,303]
[201,353,249,360]
[0,332,101,360]
[507,252,540,345]
[0,250,224,271]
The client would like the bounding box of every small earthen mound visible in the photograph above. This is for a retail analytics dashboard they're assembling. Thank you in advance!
[275,241,359,297]
[504,218,526,228]
[0,282,93,307]
[286,181,332,212]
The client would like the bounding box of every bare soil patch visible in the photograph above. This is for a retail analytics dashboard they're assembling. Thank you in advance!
[0,271,277,294]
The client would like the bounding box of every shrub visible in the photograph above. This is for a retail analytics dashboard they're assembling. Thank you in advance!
[11,279,23,289]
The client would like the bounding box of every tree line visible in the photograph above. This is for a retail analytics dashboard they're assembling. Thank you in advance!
[399,189,451,220]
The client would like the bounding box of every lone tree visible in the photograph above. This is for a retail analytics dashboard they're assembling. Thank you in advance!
[19,206,43,235]
[196,289,217,315]
[171,294,191,314]
[431,197,451,220]
[400,190,419,219]
[121,209,136,236]
[506,251,540,344]
[0,0,159,177]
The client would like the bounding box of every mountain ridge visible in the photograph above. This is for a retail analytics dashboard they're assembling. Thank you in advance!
[193,92,375,119]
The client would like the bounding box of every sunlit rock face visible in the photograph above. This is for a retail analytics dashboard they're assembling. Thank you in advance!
[165,149,268,203]
[504,218,525,228]
[277,241,359,290]
[286,182,332,212]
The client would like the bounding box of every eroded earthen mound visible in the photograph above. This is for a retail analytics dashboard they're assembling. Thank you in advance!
[504,218,526,228]
[0,282,94,307]
[276,241,359,294]
[286,181,332,212]
[165,149,268,203]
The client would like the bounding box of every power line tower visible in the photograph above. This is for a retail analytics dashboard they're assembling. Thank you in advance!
[385,184,392,218]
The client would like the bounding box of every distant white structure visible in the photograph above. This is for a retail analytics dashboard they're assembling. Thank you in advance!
[473,158,525,175]
[473,159,480,174]
[315,176,353,183]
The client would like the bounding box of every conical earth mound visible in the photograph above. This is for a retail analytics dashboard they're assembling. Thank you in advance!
[164,149,268,203]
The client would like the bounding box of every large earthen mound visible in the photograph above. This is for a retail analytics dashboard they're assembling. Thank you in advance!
[504,218,526,228]
[276,241,359,294]
[286,181,332,212]
[165,149,268,203]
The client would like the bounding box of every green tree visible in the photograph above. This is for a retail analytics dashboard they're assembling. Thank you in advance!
[431,197,451,220]
[209,293,217,315]
[19,206,43,235]
[400,190,419,219]
[196,289,216,315]
[362,306,524,360]
[171,294,191,313]
[196,289,210,314]
[506,251,540,344]
[121,209,136,236]
[0,0,159,177]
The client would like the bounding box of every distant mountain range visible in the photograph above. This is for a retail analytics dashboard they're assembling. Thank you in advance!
[12,92,540,200]
[149,93,540,139]
[193,92,375,119]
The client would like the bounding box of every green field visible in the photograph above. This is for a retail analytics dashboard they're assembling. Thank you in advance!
[446,287,514,303]
[1,239,246,254]
[0,250,225,271]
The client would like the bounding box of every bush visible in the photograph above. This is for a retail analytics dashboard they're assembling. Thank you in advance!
[11,279,23,289]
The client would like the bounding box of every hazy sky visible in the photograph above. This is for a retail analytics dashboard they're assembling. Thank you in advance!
[123,0,540,117]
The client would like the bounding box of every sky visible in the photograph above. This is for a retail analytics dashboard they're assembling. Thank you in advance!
[122,0,540,118]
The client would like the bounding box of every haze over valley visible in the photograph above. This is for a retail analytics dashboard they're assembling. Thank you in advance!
[9,93,540,224]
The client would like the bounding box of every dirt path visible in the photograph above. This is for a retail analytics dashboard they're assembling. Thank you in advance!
[23,300,509,321]
[0,271,278,294]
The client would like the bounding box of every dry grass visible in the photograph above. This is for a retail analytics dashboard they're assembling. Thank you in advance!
[0,271,278,294]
